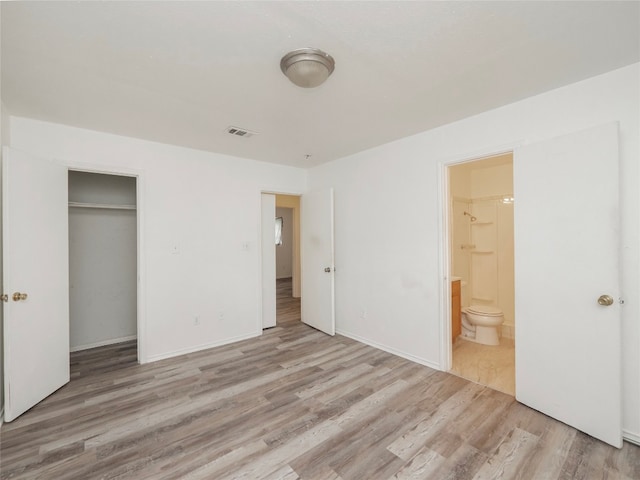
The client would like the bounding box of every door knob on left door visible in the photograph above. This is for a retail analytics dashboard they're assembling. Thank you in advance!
[12,292,28,301]
[597,294,614,306]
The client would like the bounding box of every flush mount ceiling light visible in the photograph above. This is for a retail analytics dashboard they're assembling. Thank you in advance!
[280,48,335,88]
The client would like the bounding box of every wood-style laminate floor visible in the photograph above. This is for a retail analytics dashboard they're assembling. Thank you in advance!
[1,279,639,479]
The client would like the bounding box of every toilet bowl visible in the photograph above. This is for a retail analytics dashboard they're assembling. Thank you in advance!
[461,305,504,346]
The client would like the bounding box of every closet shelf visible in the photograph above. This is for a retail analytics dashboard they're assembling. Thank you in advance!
[471,221,493,226]
[69,202,136,211]
[470,250,494,254]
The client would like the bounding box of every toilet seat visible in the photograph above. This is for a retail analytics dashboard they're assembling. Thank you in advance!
[461,305,504,346]
[465,305,503,316]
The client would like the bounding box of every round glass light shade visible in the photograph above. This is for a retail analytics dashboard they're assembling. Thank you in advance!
[280,48,335,88]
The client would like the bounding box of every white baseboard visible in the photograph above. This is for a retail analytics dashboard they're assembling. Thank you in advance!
[336,329,441,371]
[146,331,261,363]
[623,429,640,446]
[70,335,137,352]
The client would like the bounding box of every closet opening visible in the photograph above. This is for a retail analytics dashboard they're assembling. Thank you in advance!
[68,171,138,362]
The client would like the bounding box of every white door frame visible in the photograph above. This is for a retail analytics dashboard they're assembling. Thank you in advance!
[261,193,277,329]
[65,161,147,363]
[259,190,302,333]
[437,142,522,371]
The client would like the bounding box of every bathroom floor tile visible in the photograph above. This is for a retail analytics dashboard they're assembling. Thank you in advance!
[450,336,515,396]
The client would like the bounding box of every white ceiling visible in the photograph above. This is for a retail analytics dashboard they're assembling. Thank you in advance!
[2,1,638,168]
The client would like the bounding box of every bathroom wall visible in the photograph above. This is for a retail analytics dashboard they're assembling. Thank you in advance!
[496,198,514,335]
[451,199,471,308]
[470,162,513,198]
[450,155,515,336]
[449,167,472,307]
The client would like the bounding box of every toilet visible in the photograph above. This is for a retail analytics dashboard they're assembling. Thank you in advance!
[461,305,504,346]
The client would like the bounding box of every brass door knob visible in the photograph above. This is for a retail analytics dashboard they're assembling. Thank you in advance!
[597,294,614,306]
[12,292,28,301]
[0,294,7,302]
[324,267,332,273]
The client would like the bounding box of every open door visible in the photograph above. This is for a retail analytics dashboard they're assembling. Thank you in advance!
[3,147,70,421]
[301,188,335,335]
[261,193,276,329]
[514,123,621,447]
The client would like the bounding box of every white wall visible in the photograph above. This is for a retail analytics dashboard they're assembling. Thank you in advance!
[7,64,639,441]
[308,64,640,439]
[68,171,137,351]
[9,117,307,362]
[276,207,293,279]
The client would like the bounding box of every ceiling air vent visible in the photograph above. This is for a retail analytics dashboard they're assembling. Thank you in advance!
[225,126,258,138]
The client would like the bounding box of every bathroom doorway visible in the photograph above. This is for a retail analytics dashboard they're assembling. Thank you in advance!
[446,152,515,395]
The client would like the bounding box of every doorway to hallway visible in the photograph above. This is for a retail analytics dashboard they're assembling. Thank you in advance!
[276,277,301,326]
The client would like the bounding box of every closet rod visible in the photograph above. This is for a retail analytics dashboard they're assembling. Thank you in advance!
[68,202,136,211]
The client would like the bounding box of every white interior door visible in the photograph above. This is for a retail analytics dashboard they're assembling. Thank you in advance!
[261,193,276,329]
[514,123,621,447]
[301,188,335,335]
[3,147,70,422]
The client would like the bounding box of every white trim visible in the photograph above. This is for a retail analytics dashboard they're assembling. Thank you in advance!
[437,159,451,372]
[70,335,137,353]
[336,329,441,371]
[2,148,12,423]
[146,331,261,363]
[261,188,305,197]
[63,161,143,178]
[63,161,147,364]
[136,171,147,364]
[439,142,524,167]
[260,193,277,330]
[257,191,265,333]
[623,430,640,446]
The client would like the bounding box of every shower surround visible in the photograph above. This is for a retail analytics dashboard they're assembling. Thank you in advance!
[450,157,515,338]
